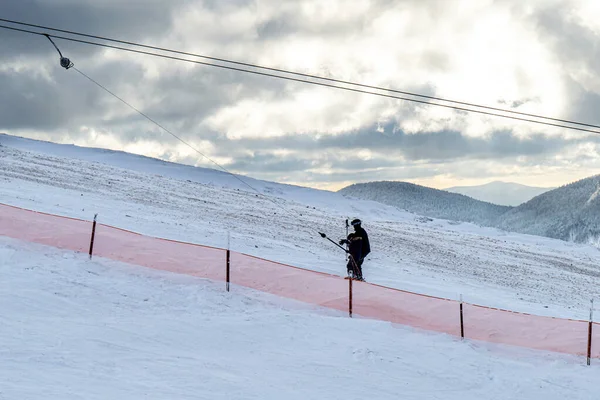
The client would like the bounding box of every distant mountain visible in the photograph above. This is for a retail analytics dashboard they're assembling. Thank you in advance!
[338,181,512,225]
[445,181,554,206]
[496,175,600,246]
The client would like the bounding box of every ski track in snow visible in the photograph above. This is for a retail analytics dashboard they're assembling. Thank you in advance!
[1,144,600,320]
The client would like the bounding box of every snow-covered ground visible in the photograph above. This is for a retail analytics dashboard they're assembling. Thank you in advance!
[1,135,599,320]
[1,237,597,399]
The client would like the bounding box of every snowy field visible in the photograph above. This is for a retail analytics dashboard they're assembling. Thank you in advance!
[1,237,597,399]
[1,135,599,320]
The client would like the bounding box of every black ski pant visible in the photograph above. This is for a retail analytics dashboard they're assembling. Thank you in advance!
[347,257,364,279]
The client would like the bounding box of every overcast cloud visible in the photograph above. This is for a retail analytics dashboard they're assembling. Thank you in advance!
[1,0,600,190]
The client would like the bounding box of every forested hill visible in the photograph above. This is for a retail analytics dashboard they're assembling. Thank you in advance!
[339,181,512,226]
[496,175,600,246]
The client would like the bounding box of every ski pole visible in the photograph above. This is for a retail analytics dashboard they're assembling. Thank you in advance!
[318,232,348,253]
[345,218,349,263]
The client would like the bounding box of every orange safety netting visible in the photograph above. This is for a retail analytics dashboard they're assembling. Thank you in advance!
[94,223,226,281]
[0,203,90,253]
[462,303,592,356]
[230,252,349,313]
[0,203,596,359]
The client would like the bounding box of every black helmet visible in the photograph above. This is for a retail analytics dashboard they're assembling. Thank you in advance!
[351,218,361,226]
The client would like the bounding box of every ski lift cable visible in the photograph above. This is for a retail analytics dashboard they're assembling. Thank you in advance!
[1,17,600,131]
[1,24,600,135]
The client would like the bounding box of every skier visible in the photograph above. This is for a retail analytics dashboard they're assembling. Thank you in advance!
[339,232,363,280]
[350,218,370,275]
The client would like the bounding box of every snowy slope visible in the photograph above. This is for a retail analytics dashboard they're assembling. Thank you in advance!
[1,237,598,399]
[0,133,373,213]
[1,137,599,321]
[446,181,553,207]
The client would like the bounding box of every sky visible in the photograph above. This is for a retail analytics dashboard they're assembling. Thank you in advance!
[1,0,600,191]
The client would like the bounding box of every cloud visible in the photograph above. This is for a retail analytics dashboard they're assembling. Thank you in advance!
[2,0,600,190]
[530,2,600,127]
[218,123,598,161]
[0,0,183,43]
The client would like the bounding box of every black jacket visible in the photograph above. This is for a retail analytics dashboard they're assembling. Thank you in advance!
[354,226,370,258]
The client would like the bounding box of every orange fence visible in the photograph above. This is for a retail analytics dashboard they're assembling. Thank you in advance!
[0,203,597,362]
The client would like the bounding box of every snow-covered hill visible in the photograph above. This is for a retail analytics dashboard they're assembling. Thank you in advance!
[338,181,511,226]
[1,133,599,319]
[497,175,600,246]
[446,181,554,206]
[0,133,347,211]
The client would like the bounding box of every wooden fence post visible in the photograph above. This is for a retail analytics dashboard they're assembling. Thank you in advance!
[588,299,594,366]
[349,276,353,318]
[88,213,97,260]
[226,250,230,292]
[460,294,465,339]
[226,232,231,292]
